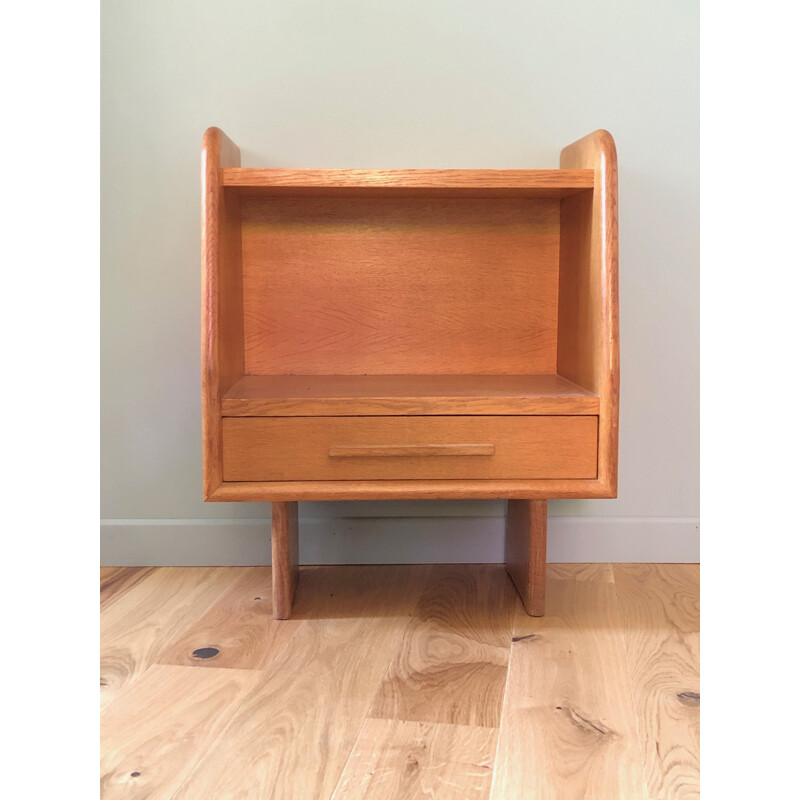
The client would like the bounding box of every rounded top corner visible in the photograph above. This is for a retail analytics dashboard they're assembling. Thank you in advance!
[202,126,223,148]
[560,129,617,172]
[593,128,616,146]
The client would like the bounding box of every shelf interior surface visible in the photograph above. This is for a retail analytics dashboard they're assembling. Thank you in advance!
[239,195,564,375]
[221,374,599,416]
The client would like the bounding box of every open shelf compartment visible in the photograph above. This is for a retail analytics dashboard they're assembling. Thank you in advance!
[202,127,618,501]
[222,374,599,417]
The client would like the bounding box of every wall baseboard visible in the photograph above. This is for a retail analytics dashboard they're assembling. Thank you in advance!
[101,516,699,566]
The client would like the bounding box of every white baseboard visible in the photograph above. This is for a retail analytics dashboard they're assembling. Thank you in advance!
[100,516,699,566]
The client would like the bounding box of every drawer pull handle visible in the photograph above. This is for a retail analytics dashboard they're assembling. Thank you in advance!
[328,444,495,458]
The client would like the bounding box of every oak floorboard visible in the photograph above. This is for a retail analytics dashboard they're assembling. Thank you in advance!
[547,563,615,583]
[100,664,259,800]
[100,567,156,610]
[490,565,647,800]
[156,566,304,671]
[100,567,241,709]
[172,566,429,800]
[331,718,497,800]
[99,564,699,800]
[370,564,516,728]
[614,564,700,800]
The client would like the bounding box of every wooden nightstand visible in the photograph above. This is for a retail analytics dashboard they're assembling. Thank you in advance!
[201,127,618,619]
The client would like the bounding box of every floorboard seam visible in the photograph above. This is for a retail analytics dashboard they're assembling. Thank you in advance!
[610,565,652,800]
[487,592,521,800]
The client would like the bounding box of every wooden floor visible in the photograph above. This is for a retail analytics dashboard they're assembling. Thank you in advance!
[100,563,699,799]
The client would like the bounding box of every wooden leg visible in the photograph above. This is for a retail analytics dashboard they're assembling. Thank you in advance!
[271,501,299,620]
[505,499,547,616]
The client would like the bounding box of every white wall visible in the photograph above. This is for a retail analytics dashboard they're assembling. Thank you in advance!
[101,0,699,564]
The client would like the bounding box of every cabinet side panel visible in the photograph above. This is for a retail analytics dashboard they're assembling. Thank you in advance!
[559,131,619,496]
[558,191,597,390]
[218,193,244,395]
[201,127,243,498]
[240,197,560,375]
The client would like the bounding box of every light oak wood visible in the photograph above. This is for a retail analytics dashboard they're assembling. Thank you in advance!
[222,416,598,482]
[100,567,234,709]
[201,128,619,513]
[100,567,155,610]
[156,567,301,670]
[200,129,621,620]
[329,443,495,458]
[201,127,244,499]
[172,566,428,800]
[559,129,619,498]
[222,373,600,417]
[288,564,430,619]
[223,167,594,195]
[505,499,548,616]
[100,563,697,799]
[331,718,497,800]
[370,565,516,728]
[490,566,647,800]
[614,564,700,799]
[548,562,615,582]
[100,664,259,800]
[209,477,614,501]
[241,196,560,376]
[271,501,299,620]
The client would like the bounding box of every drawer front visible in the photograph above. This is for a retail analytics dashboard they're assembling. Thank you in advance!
[222,416,597,481]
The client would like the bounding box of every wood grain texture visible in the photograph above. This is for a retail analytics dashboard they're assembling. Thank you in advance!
[331,718,497,800]
[100,567,235,709]
[101,564,696,799]
[221,416,598,482]
[559,129,619,498]
[370,565,516,728]
[240,196,560,375]
[155,567,302,670]
[208,477,612,502]
[223,167,594,195]
[271,501,299,620]
[222,374,599,417]
[201,127,244,498]
[202,129,619,507]
[614,564,700,799]
[329,443,495,458]
[100,567,156,610]
[506,499,548,616]
[490,566,647,800]
[172,566,428,800]
[100,664,259,800]
[548,562,615,583]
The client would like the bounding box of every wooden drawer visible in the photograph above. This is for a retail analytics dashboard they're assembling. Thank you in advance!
[221,416,598,481]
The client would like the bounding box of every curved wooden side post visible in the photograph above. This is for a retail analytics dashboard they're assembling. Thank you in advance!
[505,499,547,616]
[559,129,619,498]
[271,501,299,619]
[201,126,243,500]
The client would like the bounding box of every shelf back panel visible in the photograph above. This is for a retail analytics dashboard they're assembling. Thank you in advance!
[240,195,562,375]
